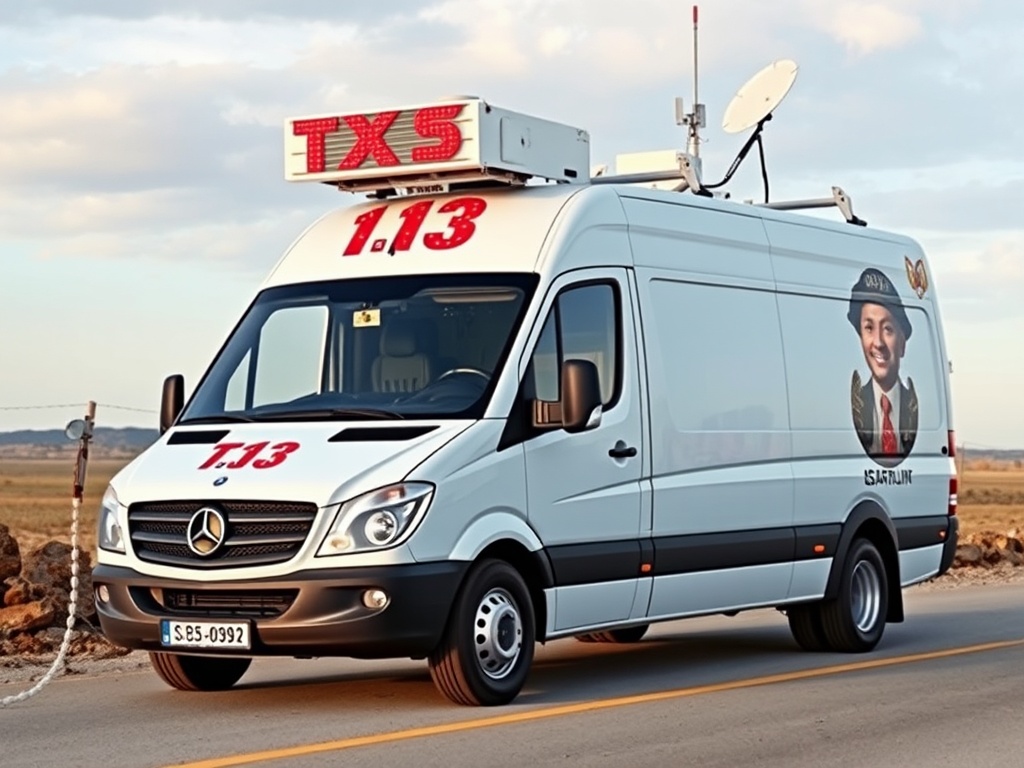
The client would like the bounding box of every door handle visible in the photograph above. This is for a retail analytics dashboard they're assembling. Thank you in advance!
[608,442,637,459]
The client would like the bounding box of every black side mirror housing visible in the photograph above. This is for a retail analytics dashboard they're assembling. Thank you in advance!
[560,359,603,434]
[160,374,184,435]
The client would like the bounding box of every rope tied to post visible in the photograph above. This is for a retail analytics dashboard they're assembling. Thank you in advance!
[1,403,95,707]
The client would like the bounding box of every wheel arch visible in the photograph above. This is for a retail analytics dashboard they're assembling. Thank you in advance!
[471,539,553,643]
[826,500,904,623]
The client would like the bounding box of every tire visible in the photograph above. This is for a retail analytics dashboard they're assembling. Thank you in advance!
[786,605,830,652]
[428,559,535,706]
[148,652,252,691]
[819,538,888,653]
[575,624,649,644]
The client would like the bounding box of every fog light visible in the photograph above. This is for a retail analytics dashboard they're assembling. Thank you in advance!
[362,589,389,609]
[96,585,110,604]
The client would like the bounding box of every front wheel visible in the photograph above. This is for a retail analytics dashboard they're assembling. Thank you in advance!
[148,652,251,691]
[820,538,889,652]
[428,559,535,706]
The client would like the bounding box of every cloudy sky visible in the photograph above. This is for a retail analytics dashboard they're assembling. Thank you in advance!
[1,0,1022,448]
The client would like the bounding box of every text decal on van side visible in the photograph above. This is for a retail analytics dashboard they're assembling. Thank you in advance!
[198,441,300,470]
[343,197,487,256]
[864,468,913,486]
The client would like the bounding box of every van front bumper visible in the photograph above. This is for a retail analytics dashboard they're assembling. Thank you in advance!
[92,561,468,659]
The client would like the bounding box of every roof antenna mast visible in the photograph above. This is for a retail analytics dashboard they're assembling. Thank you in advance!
[676,5,705,163]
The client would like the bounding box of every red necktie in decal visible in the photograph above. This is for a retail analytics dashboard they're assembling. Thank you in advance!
[880,394,897,454]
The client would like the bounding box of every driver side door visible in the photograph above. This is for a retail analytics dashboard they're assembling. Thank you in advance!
[519,269,648,633]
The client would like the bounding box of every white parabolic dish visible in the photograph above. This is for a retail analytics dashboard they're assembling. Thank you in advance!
[721,59,799,134]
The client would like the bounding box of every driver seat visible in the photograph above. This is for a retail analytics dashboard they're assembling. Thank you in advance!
[372,319,434,393]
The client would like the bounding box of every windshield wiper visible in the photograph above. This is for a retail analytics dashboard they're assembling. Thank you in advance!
[177,415,257,425]
[254,408,405,421]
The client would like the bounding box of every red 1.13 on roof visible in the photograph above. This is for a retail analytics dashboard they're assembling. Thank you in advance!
[284,97,591,193]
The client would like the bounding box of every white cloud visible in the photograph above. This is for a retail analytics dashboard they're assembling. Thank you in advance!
[815,3,923,55]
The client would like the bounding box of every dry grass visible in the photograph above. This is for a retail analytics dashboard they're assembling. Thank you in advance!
[0,458,129,558]
[957,464,1024,534]
[1,457,1022,559]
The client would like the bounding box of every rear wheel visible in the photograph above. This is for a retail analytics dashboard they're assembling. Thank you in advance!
[575,624,649,644]
[428,559,535,706]
[820,538,888,652]
[786,605,830,652]
[148,652,252,691]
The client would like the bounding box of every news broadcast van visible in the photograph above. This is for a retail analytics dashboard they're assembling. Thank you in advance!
[92,82,958,706]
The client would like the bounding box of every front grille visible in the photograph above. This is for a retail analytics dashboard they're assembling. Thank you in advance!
[128,500,318,569]
[159,589,298,618]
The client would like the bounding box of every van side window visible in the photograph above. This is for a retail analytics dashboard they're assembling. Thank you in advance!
[528,282,620,407]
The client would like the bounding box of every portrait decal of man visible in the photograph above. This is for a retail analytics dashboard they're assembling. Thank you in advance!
[848,267,919,463]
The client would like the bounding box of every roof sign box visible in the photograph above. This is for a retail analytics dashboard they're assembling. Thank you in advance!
[284,98,590,193]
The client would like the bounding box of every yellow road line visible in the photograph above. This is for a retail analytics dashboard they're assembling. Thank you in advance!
[167,638,1024,768]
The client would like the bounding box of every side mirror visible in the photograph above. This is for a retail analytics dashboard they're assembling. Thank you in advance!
[160,374,184,434]
[560,359,603,434]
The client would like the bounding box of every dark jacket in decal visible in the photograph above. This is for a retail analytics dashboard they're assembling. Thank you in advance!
[851,371,919,460]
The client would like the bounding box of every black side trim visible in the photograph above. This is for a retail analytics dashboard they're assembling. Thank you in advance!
[794,524,842,560]
[639,538,655,570]
[545,526,845,587]
[894,515,951,551]
[328,426,438,442]
[654,528,795,575]
[548,540,641,586]
[167,430,230,445]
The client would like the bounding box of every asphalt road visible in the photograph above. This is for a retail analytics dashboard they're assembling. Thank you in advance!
[3,582,1024,768]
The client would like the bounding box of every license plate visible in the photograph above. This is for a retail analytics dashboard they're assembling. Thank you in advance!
[160,619,251,650]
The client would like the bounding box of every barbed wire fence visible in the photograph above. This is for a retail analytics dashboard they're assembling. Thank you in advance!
[0,402,156,415]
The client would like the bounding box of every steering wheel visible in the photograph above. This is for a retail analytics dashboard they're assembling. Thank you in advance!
[437,367,490,382]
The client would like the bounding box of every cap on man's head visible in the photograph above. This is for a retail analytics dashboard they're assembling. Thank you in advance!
[847,267,913,340]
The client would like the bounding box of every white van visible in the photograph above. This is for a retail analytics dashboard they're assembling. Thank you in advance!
[92,97,958,706]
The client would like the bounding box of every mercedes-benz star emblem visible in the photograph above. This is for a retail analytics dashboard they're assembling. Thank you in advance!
[186,507,227,557]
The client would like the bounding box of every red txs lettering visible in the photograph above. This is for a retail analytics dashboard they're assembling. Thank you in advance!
[411,105,464,162]
[295,106,466,173]
[292,118,340,173]
[339,112,400,169]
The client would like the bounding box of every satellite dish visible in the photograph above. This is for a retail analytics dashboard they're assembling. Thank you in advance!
[722,59,799,134]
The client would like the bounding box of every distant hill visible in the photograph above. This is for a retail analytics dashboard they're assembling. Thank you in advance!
[0,427,157,458]
[0,427,157,448]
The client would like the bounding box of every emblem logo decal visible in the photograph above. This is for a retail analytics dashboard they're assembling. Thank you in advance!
[904,256,929,299]
[186,507,227,557]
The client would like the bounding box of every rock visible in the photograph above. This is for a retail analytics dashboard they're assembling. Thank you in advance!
[21,541,95,619]
[0,524,20,581]
[0,601,56,636]
[983,546,1003,564]
[955,543,983,566]
[3,576,47,607]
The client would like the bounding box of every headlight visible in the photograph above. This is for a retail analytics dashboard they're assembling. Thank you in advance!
[317,483,434,556]
[98,486,125,554]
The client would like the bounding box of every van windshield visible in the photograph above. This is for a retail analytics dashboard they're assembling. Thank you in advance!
[179,273,539,423]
